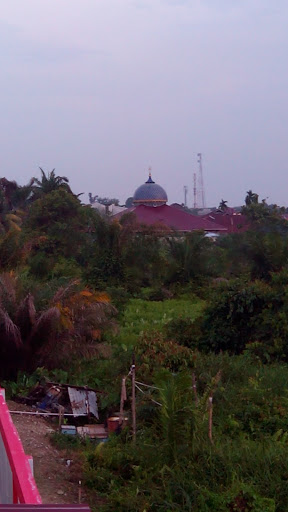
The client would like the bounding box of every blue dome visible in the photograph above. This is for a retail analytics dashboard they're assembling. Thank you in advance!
[133,173,168,206]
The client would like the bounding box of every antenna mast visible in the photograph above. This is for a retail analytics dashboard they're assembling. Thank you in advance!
[184,185,188,207]
[197,153,206,208]
[193,173,197,208]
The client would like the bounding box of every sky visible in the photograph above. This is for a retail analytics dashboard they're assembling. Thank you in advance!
[0,0,288,207]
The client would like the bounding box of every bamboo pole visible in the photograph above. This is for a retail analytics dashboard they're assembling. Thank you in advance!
[78,480,82,504]
[131,354,136,443]
[208,396,213,443]
[58,405,64,432]
[9,410,83,417]
[192,372,198,406]
[119,377,126,425]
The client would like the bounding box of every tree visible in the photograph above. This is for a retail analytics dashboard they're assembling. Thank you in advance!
[218,199,228,211]
[245,190,258,206]
[125,197,134,208]
[11,178,35,209]
[0,184,24,234]
[88,193,119,206]
[83,218,125,287]
[32,168,71,197]
[242,198,287,233]
[166,231,212,285]
[0,177,41,234]
[0,272,60,378]
[0,274,117,379]
[23,189,89,278]
[200,280,273,355]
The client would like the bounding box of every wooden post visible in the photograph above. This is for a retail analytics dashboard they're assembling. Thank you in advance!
[58,405,64,432]
[131,354,136,443]
[192,372,198,406]
[208,396,213,443]
[119,377,126,425]
[78,480,82,504]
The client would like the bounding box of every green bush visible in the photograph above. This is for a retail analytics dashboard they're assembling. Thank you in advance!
[135,331,197,380]
[164,315,203,348]
[198,278,288,360]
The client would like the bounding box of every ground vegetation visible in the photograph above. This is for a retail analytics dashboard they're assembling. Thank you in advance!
[2,173,288,510]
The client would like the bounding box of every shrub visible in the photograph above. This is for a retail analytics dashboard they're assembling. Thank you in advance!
[164,315,203,348]
[200,280,273,354]
[135,330,197,380]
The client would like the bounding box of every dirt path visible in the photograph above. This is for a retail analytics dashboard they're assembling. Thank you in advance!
[8,401,84,504]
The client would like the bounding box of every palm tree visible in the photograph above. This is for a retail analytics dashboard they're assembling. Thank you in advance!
[0,177,37,232]
[0,274,117,379]
[32,168,71,197]
[0,181,23,233]
[245,190,259,206]
[155,372,195,463]
[0,273,60,378]
[218,199,228,212]
[0,178,18,209]
[11,178,36,209]
[167,232,210,284]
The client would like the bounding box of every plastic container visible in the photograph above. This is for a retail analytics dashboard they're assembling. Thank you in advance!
[107,416,129,434]
[61,425,77,435]
[107,417,120,433]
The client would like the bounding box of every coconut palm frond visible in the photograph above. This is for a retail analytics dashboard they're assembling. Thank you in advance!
[32,168,71,195]
[56,175,69,184]
[27,307,61,351]
[0,308,22,347]
[51,279,80,305]
[26,293,36,322]
[16,293,36,339]
[74,302,118,339]
[68,341,111,360]
[0,273,17,308]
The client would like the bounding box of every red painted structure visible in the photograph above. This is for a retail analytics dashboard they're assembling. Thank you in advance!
[201,209,250,234]
[0,389,41,504]
[113,204,227,233]
[0,506,91,512]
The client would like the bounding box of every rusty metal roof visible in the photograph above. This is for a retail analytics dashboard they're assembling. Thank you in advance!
[67,387,98,419]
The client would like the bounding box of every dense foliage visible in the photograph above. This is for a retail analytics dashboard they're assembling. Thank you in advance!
[3,175,288,510]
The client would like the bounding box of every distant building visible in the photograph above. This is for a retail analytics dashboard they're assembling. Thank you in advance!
[201,208,249,234]
[88,193,126,216]
[112,172,227,234]
[107,204,126,215]
[90,201,106,215]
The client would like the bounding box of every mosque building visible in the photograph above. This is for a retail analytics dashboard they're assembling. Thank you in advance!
[113,171,227,235]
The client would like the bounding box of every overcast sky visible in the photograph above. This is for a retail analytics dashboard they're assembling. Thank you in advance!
[1,0,288,207]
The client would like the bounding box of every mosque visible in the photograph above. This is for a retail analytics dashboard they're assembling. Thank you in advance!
[133,172,168,207]
[113,172,227,234]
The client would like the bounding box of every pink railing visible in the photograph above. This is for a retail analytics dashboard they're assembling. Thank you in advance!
[0,389,42,504]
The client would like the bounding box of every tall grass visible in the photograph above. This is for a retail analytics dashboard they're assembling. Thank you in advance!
[113,297,204,346]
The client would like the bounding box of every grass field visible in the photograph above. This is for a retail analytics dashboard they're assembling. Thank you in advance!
[114,296,205,346]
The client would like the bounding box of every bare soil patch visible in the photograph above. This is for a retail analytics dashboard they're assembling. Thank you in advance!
[7,401,85,505]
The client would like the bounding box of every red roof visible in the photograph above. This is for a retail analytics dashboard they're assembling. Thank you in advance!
[113,204,227,232]
[201,211,250,233]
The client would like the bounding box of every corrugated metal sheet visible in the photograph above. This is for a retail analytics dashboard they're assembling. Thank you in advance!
[113,204,228,232]
[67,388,98,419]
